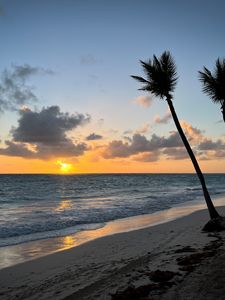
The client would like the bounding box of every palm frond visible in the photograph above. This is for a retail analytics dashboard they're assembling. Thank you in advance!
[131,75,151,91]
[131,51,177,100]
[131,75,149,84]
[199,58,225,104]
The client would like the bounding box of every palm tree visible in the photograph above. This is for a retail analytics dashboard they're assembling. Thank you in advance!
[131,51,219,220]
[199,58,225,122]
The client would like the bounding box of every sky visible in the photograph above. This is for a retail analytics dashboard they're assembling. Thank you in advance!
[0,0,224,173]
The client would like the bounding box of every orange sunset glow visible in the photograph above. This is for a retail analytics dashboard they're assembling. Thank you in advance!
[56,161,73,173]
[0,1,224,175]
[0,153,224,174]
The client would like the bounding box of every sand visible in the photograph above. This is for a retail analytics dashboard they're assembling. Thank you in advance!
[0,206,225,300]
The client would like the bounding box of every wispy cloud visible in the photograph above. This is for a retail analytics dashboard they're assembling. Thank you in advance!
[135,123,151,134]
[0,64,53,112]
[181,121,205,142]
[154,110,171,124]
[80,54,99,65]
[133,95,153,108]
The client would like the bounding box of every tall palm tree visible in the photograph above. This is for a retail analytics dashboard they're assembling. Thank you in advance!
[199,58,225,122]
[131,51,219,220]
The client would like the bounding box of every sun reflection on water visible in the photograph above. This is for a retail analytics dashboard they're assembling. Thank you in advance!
[55,199,72,212]
[62,236,76,249]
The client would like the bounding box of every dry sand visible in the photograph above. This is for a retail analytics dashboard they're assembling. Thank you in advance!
[0,206,225,300]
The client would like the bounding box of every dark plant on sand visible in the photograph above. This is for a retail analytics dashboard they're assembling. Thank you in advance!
[131,51,223,228]
[199,58,225,122]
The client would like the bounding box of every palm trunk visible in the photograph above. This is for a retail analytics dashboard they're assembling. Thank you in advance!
[167,97,220,219]
[222,102,225,122]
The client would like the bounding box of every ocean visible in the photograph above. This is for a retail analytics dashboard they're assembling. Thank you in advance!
[1,173,225,249]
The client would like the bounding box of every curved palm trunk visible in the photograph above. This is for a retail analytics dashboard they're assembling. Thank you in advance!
[221,102,225,122]
[167,97,220,219]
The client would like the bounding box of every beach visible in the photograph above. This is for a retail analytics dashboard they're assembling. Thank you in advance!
[1,205,225,300]
[0,1,225,299]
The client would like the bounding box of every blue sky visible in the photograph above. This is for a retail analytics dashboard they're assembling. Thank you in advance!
[0,0,224,173]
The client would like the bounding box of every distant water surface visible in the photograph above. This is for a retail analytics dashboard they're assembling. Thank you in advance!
[0,174,225,248]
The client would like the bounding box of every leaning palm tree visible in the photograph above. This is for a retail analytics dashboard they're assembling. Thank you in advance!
[131,51,220,221]
[199,58,225,122]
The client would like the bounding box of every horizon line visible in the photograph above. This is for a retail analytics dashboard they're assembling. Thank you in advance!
[0,172,224,175]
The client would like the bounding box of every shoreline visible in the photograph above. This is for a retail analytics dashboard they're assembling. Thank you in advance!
[0,205,225,299]
[1,196,225,270]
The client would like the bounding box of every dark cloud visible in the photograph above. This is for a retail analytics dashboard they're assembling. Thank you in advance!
[86,133,103,141]
[197,137,225,160]
[198,139,224,150]
[0,64,53,112]
[102,126,225,162]
[103,140,130,158]
[103,132,182,159]
[0,140,35,158]
[102,121,225,162]
[163,147,189,160]
[12,106,90,143]
[0,106,90,159]
[34,141,88,159]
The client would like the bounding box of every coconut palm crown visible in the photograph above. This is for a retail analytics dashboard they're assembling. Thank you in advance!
[131,51,178,100]
[199,58,225,122]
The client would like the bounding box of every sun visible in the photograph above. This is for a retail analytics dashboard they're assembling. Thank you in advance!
[56,160,73,173]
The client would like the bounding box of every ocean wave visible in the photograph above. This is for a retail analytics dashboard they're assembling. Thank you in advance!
[0,173,224,247]
[0,222,105,247]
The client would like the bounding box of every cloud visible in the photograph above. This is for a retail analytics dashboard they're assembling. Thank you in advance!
[102,120,225,162]
[123,129,133,135]
[197,137,225,160]
[133,95,153,108]
[103,131,182,159]
[163,147,189,160]
[0,64,53,112]
[134,151,160,162]
[123,123,150,136]
[135,123,151,134]
[0,106,90,159]
[154,110,171,124]
[0,140,36,158]
[86,133,103,141]
[198,139,224,151]
[12,106,89,143]
[80,54,98,65]
[178,122,225,160]
[181,121,204,142]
